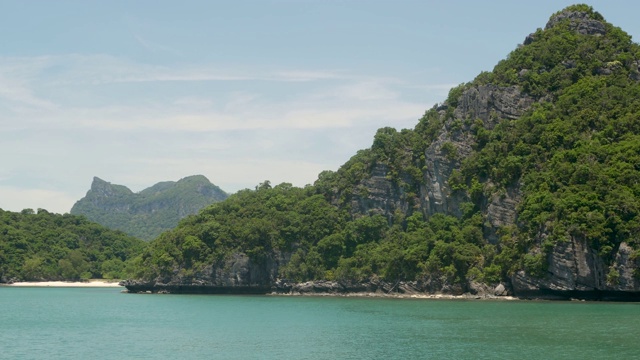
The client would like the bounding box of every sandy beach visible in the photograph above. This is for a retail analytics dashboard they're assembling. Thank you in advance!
[5,280,123,287]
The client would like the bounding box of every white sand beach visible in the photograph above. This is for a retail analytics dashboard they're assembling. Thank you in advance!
[6,280,123,287]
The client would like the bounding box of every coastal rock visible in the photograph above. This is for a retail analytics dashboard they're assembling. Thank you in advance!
[270,278,482,298]
[494,283,508,296]
[512,238,640,300]
[123,252,283,294]
[608,242,640,291]
[468,281,490,296]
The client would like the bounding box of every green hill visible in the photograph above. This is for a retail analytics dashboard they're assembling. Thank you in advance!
[0,208,146,282]
[124,5,640,299]
[70,175,228,241]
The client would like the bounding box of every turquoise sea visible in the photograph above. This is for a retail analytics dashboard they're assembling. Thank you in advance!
[1,287,639,359]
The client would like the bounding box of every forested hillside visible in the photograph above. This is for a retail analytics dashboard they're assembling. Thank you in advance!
[0,208,146,282]
[125,5,640,299]
[71,175,228,241]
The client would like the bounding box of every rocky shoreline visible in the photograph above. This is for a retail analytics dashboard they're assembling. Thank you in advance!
[120,278,640,301]
[120,278,513,300]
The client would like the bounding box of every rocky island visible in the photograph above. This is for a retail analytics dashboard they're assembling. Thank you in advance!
[123,5,640,301]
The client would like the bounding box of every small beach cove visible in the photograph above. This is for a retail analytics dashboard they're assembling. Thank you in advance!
[3,280,123,287]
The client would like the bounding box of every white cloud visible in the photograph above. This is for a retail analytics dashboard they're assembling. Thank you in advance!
[0,186,77,214]
[270,70,344,82]
[0,53,446,213]
[0,54,348,90]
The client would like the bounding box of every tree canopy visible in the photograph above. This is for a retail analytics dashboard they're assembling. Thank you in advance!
[0,208,146,282]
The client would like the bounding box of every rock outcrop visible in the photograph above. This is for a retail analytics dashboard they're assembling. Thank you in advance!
[346,163,411,217]
[123,252,281,294]
[545,8,606,36]
[512,239,640,300]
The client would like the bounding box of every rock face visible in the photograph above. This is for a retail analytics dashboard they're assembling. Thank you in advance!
[345,163,412,217]
[320,7,640,300]
[455,85,535,127]
[484,186,522,243]
[545,8,606,36]
[512,240,640,300]
[342,85,535,245]
[273,278,425,296]
[123,252,281,294]
[71,175,228,240]
[421,85,534,219]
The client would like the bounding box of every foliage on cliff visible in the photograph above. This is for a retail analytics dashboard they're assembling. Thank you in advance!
[129,181,490,286]
[0,208,146,282]
[460,4,640,276]
[71,175,228,241]
[127,5,640,289]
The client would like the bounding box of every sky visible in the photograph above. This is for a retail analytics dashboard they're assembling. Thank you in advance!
[2,0,639,214]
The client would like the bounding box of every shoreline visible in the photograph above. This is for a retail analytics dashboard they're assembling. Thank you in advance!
[3,280,123,287]
[268,291,519,300]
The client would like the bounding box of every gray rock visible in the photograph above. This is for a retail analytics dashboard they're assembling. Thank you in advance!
[545,9,606,36]
[346,163,411,218]
[494,283,507,296]
[609,242,640,291]
[511,238,640,300]
[468,281,490,296]
[485,186,522,243]
[523,33,536,45]
[454,85,535,128]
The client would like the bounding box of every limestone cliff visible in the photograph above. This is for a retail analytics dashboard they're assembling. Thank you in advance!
[124,5,640,300]
[321,6,640,299]
[123,252,281,294]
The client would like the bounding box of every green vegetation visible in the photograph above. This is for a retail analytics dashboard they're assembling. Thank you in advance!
[127,5,640,288]
[460,4,640,271]
[129,182,491,286]
[0,208,146,281]
[71,175,228,241]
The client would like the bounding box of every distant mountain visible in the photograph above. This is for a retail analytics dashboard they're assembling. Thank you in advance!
[70,175,228,241]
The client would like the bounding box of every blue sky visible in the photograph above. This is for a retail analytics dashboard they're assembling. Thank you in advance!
[1,1,639,213]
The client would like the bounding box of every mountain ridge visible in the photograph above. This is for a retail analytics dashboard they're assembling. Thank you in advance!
[71,175,228,241]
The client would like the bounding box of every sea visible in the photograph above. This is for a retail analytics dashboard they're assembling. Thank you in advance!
[1,287,639,359]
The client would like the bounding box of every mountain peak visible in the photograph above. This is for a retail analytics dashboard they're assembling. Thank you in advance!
[71,176,228,240]
[545,4,606,36]
[90,176,108,188]
[89,177,132,197]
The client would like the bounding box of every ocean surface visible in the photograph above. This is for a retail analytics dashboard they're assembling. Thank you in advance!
[1,287,639,359]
